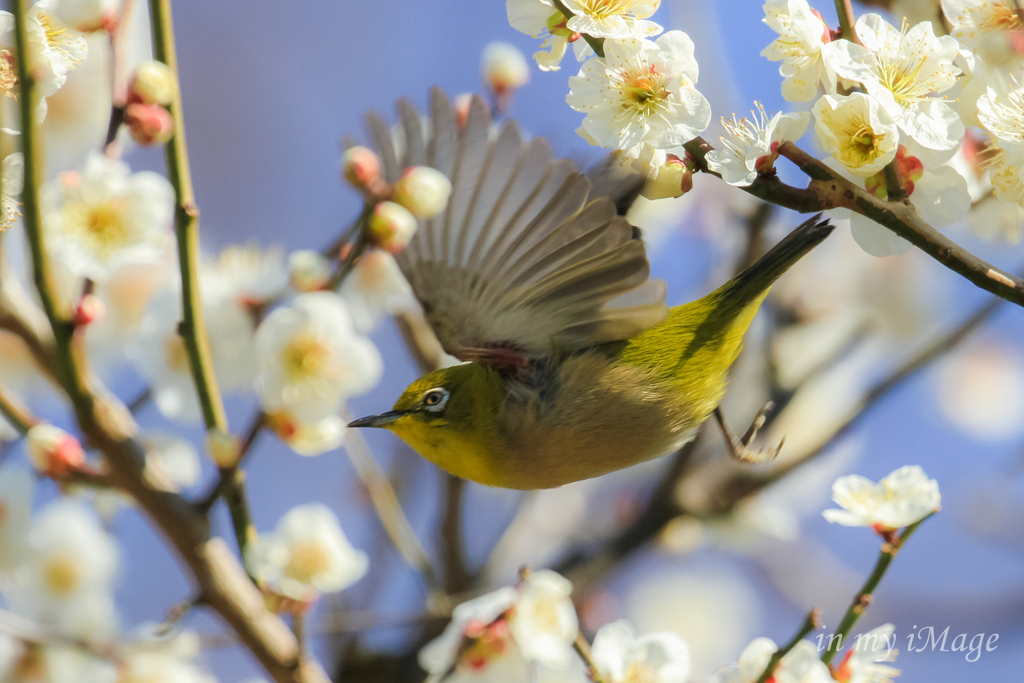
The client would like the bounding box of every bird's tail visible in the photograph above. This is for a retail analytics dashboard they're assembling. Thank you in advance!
[713,213,833,308]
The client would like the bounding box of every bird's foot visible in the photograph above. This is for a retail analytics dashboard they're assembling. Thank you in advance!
[714,403,784,464]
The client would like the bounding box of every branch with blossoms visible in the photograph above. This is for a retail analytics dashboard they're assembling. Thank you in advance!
[509,0,1024,308]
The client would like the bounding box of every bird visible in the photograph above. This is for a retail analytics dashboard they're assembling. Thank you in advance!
[349,88,833,490]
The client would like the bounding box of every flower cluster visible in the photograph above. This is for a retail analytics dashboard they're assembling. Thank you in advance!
[0,467,220,682]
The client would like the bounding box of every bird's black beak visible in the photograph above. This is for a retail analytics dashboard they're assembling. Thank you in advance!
[348,410,406,429]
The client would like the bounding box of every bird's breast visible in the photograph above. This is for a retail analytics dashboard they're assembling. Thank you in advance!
[493,352,700,489]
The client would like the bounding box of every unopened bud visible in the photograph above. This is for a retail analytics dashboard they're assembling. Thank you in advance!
[73,293,105,327]
[453,93,476,129]
[641,155,693,200]
[130,61,178,106]
[206,428,241,468]
[27,424,85,477]
[342,146,383,195]
[393,166,452,219]
[481,42,530,96]
[288,249,332,292]
[125,103,174,146]
[366,201,417,253]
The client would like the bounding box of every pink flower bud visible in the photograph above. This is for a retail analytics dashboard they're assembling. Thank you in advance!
[129,61,178,106]
[342,146,385,195]
[73,293,105,327]
[125,104,174,146]
[393,166,452,219]
[641,155,693,200]
[288,250,332,293]
[366,201,417,254]
[481,42,530,97]
[453,93,478,130]
[27,424,86,477]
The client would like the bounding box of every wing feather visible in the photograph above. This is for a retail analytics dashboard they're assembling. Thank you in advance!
[366,88,668,363]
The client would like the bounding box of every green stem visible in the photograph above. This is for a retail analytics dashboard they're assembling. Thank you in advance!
[755,609,820,683]
[821,515,933,666]
[834,0,859,43]
[149,0,228,433]
[552,0,605,58]
[12,0,95,427]
[0,383,35,434]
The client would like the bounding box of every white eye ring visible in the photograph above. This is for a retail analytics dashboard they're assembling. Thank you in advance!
[423,388,449,412]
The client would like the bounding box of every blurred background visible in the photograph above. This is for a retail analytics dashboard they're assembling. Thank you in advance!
[7,0,1024,681]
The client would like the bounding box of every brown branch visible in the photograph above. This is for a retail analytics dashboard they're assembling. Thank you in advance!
[684,137,1024,308]
[440,474,469,594]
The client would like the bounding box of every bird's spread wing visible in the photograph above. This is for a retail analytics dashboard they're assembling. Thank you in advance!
[366,87,668,366]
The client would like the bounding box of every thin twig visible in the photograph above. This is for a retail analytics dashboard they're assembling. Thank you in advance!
[150,0,228,433]
[197,410,266,514]
[821,515,933,665]
[881,160,906,201]
[755,609,821,683]
[552,0,605,57]
[440,474,470,594]
[574,631,604,683]
[342,422,445,599]
[833,0,860,44]
[0,381,36,434]
[127,387,153,414]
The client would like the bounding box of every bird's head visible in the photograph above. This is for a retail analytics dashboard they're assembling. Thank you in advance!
[348,363,507,484]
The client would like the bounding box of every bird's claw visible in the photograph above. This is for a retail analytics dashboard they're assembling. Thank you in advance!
[714,403,784,464]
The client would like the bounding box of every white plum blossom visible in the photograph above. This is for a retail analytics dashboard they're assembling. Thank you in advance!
[942,0,1023,67]
[507,0,662,71]
[11,499,119,641]
[937,342,1024,441]
[481,42,531,96]
[709,639,833,683]
[706,103,809,186]
[340,249,416,332]
[831,624,900,683]
[829,14,963,163]
[561,0,662,39]
[978,75,1024,164]
[509,570,579,669]
[1,152,23,233]
[48,0,116,33]
[567,31,710,158]
[116,628,217,683]
[246,503,368,601]
[419,586,518,678]
[256,292,382,423]
[0,467,32,573]
[142,433,202,492]
[202,243,289,310]
[41,153,174,281]
[591,620,691,683]
[506,0,593,71]
[823,465,941,530]
[761,0,841,101]
[419,569,578,678]
[813,93,899,177]
[288,249,332,292]
[0,1,87,100]
[129,282,258,422]
[826,147,971,257]
[267,412,347,456]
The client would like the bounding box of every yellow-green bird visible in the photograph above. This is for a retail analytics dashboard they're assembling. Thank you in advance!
[349,89,832,490]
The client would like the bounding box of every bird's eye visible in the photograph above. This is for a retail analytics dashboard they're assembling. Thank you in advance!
[422,388,449,411]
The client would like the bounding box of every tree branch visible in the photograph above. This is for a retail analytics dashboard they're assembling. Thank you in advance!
[684,137,1024,308]
[756,609,821,683]
[149,0,228,433]
[833,0,859,43]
